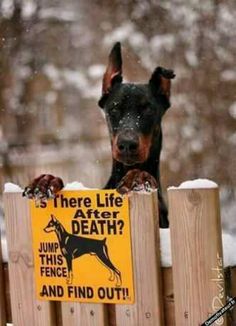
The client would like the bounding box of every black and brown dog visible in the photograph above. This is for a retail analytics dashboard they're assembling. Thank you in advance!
[24,42,175,228]
[44,214,121,286]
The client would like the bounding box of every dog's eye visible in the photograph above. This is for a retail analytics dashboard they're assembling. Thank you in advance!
[142,107,153,116]
[109,108,120,118]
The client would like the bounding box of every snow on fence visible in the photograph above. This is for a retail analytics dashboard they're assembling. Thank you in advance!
[0,185,236,325]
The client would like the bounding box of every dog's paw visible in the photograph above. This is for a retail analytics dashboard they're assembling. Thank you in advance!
[109,271,115,282]
[23,174,64,201]
[116,169,157,194]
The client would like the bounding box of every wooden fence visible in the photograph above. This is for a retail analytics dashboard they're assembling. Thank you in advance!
[1,187,236,325]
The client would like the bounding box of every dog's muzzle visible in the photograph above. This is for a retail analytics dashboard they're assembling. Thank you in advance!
[114,130,141,165]
[117,132,139,154]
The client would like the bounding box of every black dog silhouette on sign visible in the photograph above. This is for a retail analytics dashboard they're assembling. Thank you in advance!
[44,214,122,286]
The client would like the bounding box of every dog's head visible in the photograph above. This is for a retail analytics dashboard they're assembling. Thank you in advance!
[44,214,59,233]
[99,42,175,166]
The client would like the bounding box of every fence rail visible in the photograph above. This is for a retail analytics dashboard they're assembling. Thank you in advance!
[1,187,236,325]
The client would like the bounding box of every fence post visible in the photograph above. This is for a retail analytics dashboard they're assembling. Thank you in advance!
[3,192,56,326]
[168,186,227,325]
[0,231,6,326]
[115,191,164,326]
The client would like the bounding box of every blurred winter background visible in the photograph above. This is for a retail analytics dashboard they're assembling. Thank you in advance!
[0,0,236,235]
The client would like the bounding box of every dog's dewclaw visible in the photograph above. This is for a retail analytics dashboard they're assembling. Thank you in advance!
[144,181,152,192]
[22,187,32,198]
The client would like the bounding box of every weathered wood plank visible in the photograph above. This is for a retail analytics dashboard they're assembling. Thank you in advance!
[3,263,12,323]
[60,302,107,325]
[162,267,175,326]
[115,191,164,326]
[4,192,56,326]
[0,233,6,326]
[168,187,227,325]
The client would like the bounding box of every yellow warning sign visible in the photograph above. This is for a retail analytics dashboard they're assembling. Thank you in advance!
[30,190,134,304]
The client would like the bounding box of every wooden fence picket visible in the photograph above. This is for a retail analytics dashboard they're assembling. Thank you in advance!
[0,228,6,326]
[3,193,56,326]
[168,187,227,325]
[61,302,108,325]
[115,191,164,326]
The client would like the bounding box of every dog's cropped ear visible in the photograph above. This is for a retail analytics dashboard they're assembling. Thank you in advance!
[99,42,123,108]
[149,67,175,109]
[51,214,57,222]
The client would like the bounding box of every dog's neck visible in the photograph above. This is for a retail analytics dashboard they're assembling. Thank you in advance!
[55,223,68,243]
[105,128,163,188]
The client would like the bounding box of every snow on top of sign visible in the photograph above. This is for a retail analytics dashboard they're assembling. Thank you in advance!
[63,181,92,190]
[4,182,23,193]
[168,178,218,190]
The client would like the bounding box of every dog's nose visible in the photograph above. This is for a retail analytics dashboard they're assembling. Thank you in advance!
[117,133,139,154]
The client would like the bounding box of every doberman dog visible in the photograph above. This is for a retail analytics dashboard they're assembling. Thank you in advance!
[23,42,175,228]
[44,214,122,286]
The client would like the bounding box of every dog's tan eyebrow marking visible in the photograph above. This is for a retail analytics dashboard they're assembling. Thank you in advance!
[65,236,69,245]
